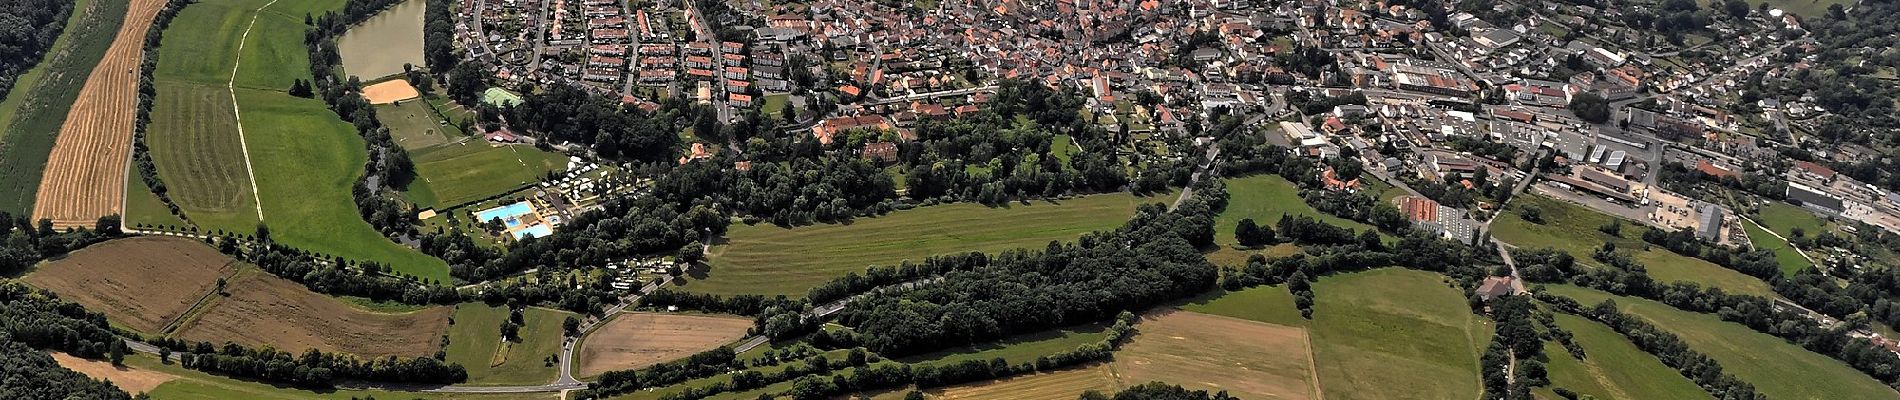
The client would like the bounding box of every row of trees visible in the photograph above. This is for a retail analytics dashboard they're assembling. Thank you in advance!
[146,338,466,387]
[1479,296,1549,399]
[1540,294,1766,400]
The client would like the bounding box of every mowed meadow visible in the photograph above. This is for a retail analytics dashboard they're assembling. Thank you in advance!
[138,0,448,282]
[685,191,1173,297]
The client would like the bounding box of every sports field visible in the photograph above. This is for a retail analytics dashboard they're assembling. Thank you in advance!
[22,237,237,334]
[173,268,451,358]
[0,0,127,214]
[1491,194,1776,298]
[446,304,574,385]
[377,97,459,149]
[1547,285,1899,400]
[685,191,1171,297]
[407,142,568,209]
[900,323,1109,367]
[1207,174,1378,267]
[1109,310,1319,400]
[30,0,167,228]
[575,312,752,377]
[1538,312,1709,400]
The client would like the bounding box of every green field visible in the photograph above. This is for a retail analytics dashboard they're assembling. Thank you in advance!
[1741,218,1811,276]
[144,80,256,232]
[761,93,790,118]
[0,0,127,214]
[1206,174,1378,267]
[378,100,461,149]
[899,323,1109,367]
[142,0,449,282]
[1755,202,1833,239]
[124,354,556,400]
[406,143,566,209]
[1538,312,1709,400]
[446,304,574,385]
[1547,285,1899,400]
[238,88,450,282]
[1185,268,1485,400]
[682,191,1170,297]
[125,166,188,230]
[1491,194,1776,298]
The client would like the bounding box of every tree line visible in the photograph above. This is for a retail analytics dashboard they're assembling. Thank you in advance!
[145,338,465,387]
[305,2,427,238]
[1537,294,1767,400]
[0,213,121,275]
[129,0,198,226]
[0,335,134,399]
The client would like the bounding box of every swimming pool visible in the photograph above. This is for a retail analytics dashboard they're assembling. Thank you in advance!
[475,202,535,227]
[514,224,553,239]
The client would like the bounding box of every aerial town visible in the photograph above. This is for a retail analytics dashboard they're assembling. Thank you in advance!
[5,0,1900,398]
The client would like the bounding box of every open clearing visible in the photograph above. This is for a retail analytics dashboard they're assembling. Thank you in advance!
[927,365,1119,400]
[1547,285,1898,399]
[1741,219,1810,276]
[121,353,557,400]
[687,191,1170,297]
[447,304,574,385]
[1492,194,1776,298]
[1108,310,1318,400]
[1174,268,1484,399]
[1207,174,1378,267]
[0,0,127,214]
[407,142,568,209]
[576,312,751,377]
[173,268,450,358]
[1755,202,1835,239]
[1537,312,1708,400]
[30,0,167,228]
[378,99,458,148]
[22,237,236,334]
[52,352,178,394]
[364,79,422,104]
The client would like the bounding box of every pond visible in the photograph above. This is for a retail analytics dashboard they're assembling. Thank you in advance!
[338,0,425,81]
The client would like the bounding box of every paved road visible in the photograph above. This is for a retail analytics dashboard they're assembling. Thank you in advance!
[1172,145,1221,210]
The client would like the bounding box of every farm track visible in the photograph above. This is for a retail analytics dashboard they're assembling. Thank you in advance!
[31,0,168,228]
[224,0,279,222]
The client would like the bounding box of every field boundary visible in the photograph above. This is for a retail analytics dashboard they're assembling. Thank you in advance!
[224,0,279,223]
[157,260,243,334]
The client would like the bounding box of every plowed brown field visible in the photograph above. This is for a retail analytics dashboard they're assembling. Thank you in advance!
[575,312,751,377]
[30,0,167,228]
[22,236,237,334]
[173,269,451,358]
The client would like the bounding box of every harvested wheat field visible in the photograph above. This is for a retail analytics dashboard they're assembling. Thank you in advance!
[1109,310,1320,400]
[52,352,178,394]
[931,365,1119,400]
[363,79,420,104]
[22,236,237,334]
[576,312,751,377]
[30,0,168,228]
[173,270,451,358]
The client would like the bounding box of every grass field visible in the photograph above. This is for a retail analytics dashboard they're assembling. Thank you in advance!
[1491,194,1776,298]
[378,100,460,149]
[1741,218,1811,276]
[407,143,567,209]
[22,237,236,334]
[683,191,1170,297]
[900,323,1108,367]
[117,353,559,400]
[1206,174,1378,267]
[1108,310,1318,400]
[576,312,752,377]
[145,80,255,232]
[1180,268,1484,400]
[124,165,189,230]
[446,304,574,385]
[1755,202,1834,239]
[173,267,451,358]
[0,0,126,214]
[1546,285,1899,400]
[1537,312,1709,400]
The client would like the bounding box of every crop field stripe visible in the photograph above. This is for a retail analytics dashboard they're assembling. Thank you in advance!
[30,0,167,227]
[223,0,279,222]
[0,0,128,214]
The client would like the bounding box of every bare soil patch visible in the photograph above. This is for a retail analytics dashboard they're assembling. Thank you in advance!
[173,270,450,358]
[1109,309,1319,400]
[22,236,236,334]
[51,352,177,394]
[576,312,751,377]
[31,0,167,228]
[362,79,420,104]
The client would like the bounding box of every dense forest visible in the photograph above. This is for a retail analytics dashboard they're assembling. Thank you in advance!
[0,336,134,399]
[0,0,77,99]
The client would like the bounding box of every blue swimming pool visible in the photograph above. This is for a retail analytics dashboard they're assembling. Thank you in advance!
[476,202,534,227]
[514,224,553,239]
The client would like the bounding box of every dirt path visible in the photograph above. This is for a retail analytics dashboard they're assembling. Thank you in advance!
[225,0,280,222]
[51,352,177,393]
[30,0,167,228]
